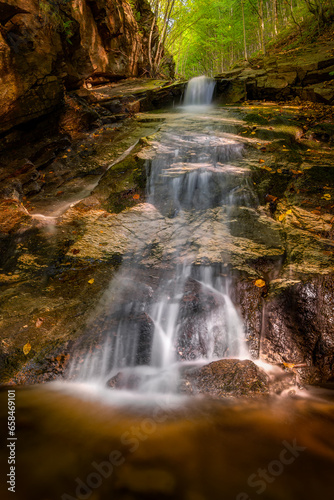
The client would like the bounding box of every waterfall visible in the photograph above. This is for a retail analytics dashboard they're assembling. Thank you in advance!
[183,76,216,106]
[70,107,252,394]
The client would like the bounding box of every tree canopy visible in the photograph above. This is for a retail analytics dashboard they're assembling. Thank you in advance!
[147,0,334,78]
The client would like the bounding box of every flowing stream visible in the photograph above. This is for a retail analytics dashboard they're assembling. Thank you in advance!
[70,77,252,394]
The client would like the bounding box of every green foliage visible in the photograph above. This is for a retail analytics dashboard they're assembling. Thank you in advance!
[38,0,74,43]
[149,0,327,79]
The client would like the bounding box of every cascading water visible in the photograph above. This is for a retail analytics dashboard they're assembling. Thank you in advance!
[70,80,253,394]
[183,75,216,106]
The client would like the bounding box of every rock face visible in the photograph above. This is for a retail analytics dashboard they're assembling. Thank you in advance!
[180,359,270,398]
[0,0,162,134]
[215,42,334,104]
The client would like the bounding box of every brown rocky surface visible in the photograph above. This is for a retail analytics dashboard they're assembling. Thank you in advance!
[215,39,334,104]
[0,0,167,136]
[180,359,270,398]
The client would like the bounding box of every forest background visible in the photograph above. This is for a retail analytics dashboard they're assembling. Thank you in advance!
[146,0,334,78]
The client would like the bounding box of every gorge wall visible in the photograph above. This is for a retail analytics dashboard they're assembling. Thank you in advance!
[0,0,162,136]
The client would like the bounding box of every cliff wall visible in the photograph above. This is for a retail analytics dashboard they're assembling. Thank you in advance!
[0,0,160,134]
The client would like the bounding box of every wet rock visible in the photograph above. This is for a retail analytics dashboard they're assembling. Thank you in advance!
[180,359,270,398]
[262,275,334,384]
[107,371,141,390]
[176,278,227,360]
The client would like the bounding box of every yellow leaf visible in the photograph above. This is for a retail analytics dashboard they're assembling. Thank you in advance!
[251,131,256,135]
[278,214,285,222]
[277,168,282,173]
[322,194,331,200]
[254,279,266,288]
[23,343,31,355]
[88,279,95,284]
[283,362,295,370]
[286,209,292,215]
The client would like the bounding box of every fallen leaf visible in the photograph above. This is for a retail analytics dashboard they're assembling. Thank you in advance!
[254,279,266,288]
[277,168,282,173]
[259,159,265,164]
[278,213,286,222]
[23,343,31,355]
[322,194,331,200]
[88,278,94,284]
[35,318,44,328]
[133,194,140,200]
[283,362,295,370]
[286,209,292,215]
[72,249,80,255]
[265,194,278,203]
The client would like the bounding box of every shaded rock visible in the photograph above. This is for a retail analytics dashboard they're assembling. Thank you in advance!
[261,275,334,384]
[0,0,163,136]
[180,359,270,398]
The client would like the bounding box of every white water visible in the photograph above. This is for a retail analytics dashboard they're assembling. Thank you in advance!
[70,79,252,395]
[183,75,216,106]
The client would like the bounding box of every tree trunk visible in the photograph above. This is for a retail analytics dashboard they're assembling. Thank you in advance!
[241,0,248,61]
[258,0,265,55]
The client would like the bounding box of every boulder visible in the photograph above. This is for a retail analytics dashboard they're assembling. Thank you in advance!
[180,359,270,398]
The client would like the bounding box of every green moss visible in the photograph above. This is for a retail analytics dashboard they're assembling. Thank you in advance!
[244,113,269,125]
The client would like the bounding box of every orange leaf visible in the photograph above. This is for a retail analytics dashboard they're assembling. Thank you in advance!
[254,279,266,288]
[283,362,295,370]
[133,194,140,200]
